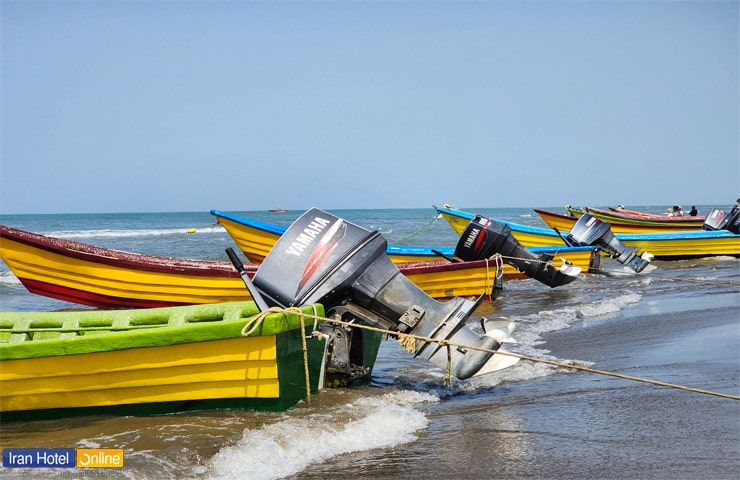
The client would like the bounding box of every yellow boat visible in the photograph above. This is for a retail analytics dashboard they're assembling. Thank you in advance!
[0,224,574,306]
[434,205,567,247]
[0,302,368,420]
[535,208,707,234]
[0,224,253,308]
[568,205,707,229]
[435,205,740,259]
[209,210,600,282]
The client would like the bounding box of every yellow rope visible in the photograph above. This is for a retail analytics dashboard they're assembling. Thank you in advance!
[398,333,417,353]
[299,313,311,405]
[265,307,740,401]
[240,306,284,337]
[243,306,315,404]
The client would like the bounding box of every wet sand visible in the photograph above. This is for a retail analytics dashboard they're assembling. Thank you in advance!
[292,303,739,480]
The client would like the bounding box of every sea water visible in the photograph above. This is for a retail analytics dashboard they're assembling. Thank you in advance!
[0,206,738,479]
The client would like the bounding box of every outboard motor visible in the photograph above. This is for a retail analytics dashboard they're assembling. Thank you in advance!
[454,215,581,288]
[252,208,518,381]
[703,208,740,234]
[565,213,653,273]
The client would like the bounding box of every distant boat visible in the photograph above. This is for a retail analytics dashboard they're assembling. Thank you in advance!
[435,205,740,260]
[567,205,706,228]
[535,208,702,234]
[268,208,288,213]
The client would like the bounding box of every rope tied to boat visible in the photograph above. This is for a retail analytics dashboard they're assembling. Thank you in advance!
[397,332,455,384]
[278,308,740,401]
[484,254,504,296]
[398,333,417,353]
[243,306,319,405]
[241,307,279,337]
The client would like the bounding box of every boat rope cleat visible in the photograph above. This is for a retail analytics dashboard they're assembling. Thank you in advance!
[454,214,582,287]
[252,208,520,381]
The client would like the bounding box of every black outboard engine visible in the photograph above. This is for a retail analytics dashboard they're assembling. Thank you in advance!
[454,215,581,288]
[252,208,517,381]
[565,213,653,273]
[703,208,740,234]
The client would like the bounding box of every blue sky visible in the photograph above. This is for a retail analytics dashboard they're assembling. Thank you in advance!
[1,0,737,214]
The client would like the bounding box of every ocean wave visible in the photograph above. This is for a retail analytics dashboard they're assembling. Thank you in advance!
[459,291,641,390]
[205,390,437,480]
[49,226,225,239]
[0,270,21,285]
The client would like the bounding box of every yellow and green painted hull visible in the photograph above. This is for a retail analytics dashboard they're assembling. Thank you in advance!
[0,302,341,420]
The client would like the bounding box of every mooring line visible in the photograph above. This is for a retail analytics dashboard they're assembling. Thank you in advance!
[389,213,442,243]
[267,308,740,401]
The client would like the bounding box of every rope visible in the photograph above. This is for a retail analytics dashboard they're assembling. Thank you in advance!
[242,306,316,405]
[261,307,740,401]
[496,253,554,267]
[398,333,417,353]
[299,312,311,405]
[390,213,441,243]
[240,306,284,336]
[484,254,504,295]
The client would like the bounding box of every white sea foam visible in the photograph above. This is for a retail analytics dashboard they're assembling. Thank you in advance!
[462,291,641,389]
[49,227,224,239]
[515,291,642,338]
[0,270,21,285]
[206,390,437,480]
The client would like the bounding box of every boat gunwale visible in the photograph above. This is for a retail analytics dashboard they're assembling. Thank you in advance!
[0,224,251,277]
[0,302,325,360]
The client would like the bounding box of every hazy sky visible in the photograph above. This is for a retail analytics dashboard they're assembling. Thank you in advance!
[1,0,738,214]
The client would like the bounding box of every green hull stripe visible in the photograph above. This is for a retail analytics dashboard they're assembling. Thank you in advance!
[0,302,325,360]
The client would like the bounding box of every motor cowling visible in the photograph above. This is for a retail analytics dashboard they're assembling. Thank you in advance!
[252,208,517,380]
[565,213,653,272]
[454,215,581,287]
[703,208,740,234]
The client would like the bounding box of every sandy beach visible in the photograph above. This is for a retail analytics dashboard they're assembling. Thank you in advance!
[286,301,739,480]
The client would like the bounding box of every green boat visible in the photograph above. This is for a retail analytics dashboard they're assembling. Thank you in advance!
[0,301,383,421]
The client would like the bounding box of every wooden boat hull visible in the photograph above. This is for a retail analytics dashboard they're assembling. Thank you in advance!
[608,205,706,220]
[209,210,598,275]
[214,215,285,263]
[0,225,591,308]
[535,208,704,234]
[399,248,598,297]
[0,302,351,419]
[435,206,740,259]
[608,232,740,259]
[567,206,706,228]
[0,225,253,308]
[435,206,566,247]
